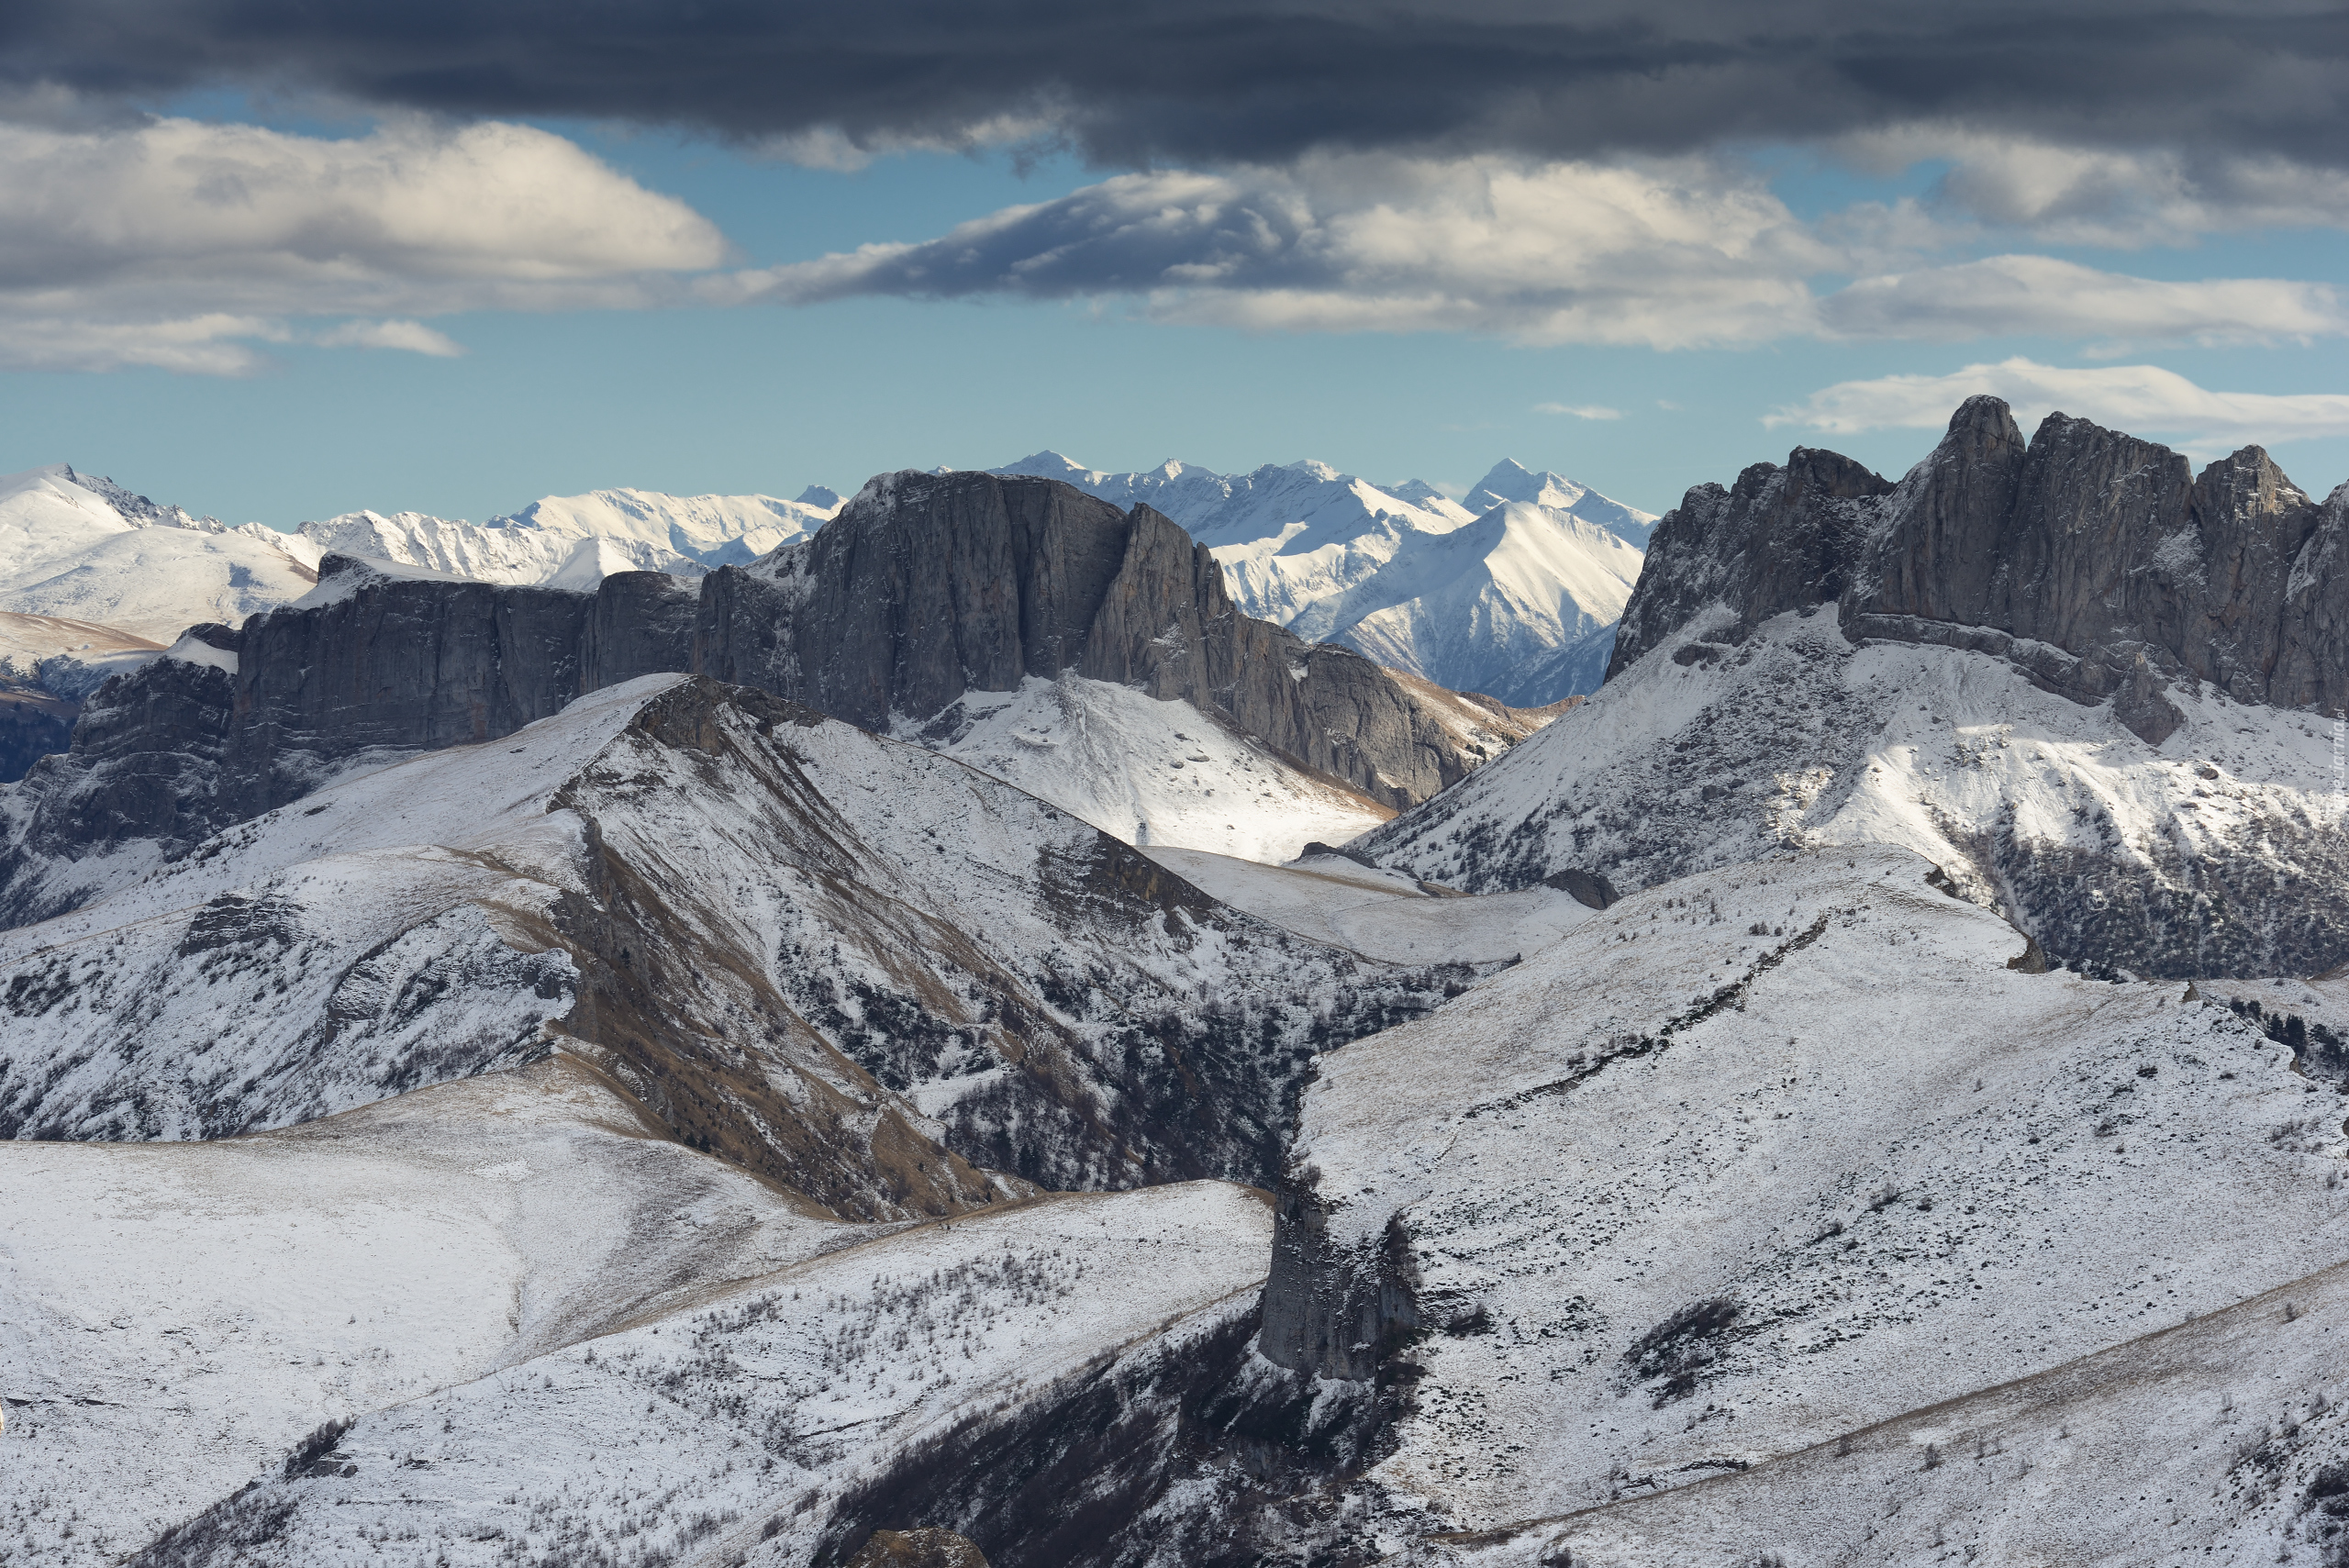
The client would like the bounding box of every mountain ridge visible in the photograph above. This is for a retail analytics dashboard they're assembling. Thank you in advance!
[991,449,1655,703]
[1363,396,2349,979]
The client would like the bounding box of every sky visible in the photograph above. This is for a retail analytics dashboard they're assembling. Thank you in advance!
[0,2,2343,526]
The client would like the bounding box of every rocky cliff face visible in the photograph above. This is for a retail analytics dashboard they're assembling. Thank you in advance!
[698,470,1490,806]
[0,563,696,927]
[1609,396,2349,736]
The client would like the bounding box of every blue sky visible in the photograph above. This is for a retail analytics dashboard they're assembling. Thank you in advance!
[2,98,2344,527]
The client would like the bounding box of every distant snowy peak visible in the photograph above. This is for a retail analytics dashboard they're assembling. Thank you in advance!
[297,485,841,587]
[987,450,1654,704]
[0,464,233,582]
[486,485,839,561]
[1281,500,1643,697]
[1464,457,1659,545]
[991,450,1473,549]
[0,464,318,648]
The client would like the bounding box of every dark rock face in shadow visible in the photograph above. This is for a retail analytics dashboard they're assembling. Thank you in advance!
[1607,395,2349,738]
[696,470,1488,809]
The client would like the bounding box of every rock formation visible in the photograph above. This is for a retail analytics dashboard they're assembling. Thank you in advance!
[696,469,1489,806]
[1609,396,2349,739]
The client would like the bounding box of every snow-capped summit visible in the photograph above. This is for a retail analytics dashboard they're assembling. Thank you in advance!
[1464,456,1659,546]
[990,450,1653,703]
[0,464,318,649]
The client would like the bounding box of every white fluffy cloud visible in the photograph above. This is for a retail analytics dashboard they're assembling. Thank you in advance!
[1768,358,2349,458]
[1534,403,1622,419]
[0,116,728,373]
[7,111,2343,376]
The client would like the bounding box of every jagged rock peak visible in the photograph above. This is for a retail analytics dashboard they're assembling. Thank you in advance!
[1608,396,2349,729]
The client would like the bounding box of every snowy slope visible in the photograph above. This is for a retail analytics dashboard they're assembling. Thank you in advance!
[0,1060,853,1568]
[1286,501,1643,695]
[132,1181,1265,1568]
[1,673,1467,1196]
[0,1052,1269,1568]
[1140,845,1594,965]
[1361,605,2349,978]
[992,452,1654,701]
[1262,845,2349,1558]
[0,610,161,688]
[0,464,318,643]
[898,673,1393,862]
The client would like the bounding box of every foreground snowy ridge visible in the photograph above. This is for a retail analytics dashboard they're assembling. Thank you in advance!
[0,1053,1274,1568]
[1256,845,2349,1563]
[0,673,1475,1198]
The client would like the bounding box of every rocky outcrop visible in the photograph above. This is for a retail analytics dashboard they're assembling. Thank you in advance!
[1257,1183,1419,1385]
[697,471,1490,806]
[0,565,696,928]
[1607,395,2349,733]
[1609,447,1892,667]
[0,684,74,784]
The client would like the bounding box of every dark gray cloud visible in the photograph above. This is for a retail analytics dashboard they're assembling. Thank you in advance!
[3,1,2344,167]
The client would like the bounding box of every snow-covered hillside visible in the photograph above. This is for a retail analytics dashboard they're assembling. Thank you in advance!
[0,464,317,646]
[1258,845,2349,1562]
[1141,844,1594,965]
[898,673,1393,863]
[1361,606,2349,977]
[1,673,1469,1197]
[992,451,1655,702]
[0,1054,1269,1568]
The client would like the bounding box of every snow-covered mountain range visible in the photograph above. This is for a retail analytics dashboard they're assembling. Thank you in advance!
[993,452,1653,703]
[7,396,2349,1568]
[296,484,841,585]
[0,462,836,672]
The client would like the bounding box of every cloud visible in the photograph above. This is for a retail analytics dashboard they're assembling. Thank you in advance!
[727,156,2346,351]
[1767,358,2349,457]
[0,313,288,374]
[1832,128,2349,247]
[1534,403,1622,420]
[1818,255,2345,345]
[0,116,726,372]
[729,153,1839,349]
[4,4,2343,171]
[308,318,465,356]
